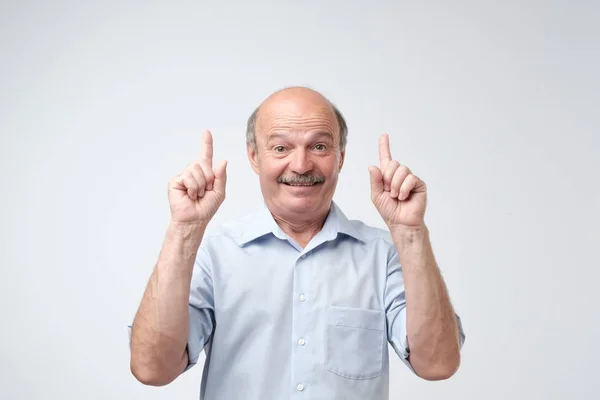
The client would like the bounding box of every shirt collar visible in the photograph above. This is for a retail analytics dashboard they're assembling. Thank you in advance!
[234,201,364,247]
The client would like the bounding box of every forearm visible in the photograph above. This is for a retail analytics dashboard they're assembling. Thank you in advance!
[130,221,206,385]
[391,224,460,380]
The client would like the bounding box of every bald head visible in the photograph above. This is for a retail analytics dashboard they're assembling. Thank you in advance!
[261,86,331,110]
[246,87,348,152]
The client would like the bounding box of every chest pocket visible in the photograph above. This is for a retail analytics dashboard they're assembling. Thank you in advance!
[326,305,385,379]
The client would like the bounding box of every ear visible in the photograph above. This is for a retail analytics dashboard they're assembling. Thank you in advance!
[247,145,260,175]
[338,150,345,172]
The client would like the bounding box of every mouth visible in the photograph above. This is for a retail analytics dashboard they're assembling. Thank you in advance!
[281,182,322,187]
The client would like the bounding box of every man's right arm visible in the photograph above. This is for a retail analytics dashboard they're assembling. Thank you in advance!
[129,129,226,386]
[129,221,205,386]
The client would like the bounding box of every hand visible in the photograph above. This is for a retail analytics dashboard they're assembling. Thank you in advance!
[368,134,427,229]
[168,130,227,225]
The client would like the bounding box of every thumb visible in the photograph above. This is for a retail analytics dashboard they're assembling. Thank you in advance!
[368,166,384,196]
[213,160,228,196]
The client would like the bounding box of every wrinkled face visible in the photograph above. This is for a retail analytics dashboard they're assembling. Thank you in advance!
[248,92,345,218]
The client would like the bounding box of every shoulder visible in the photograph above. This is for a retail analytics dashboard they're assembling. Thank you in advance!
[199,209,261,248]
[201,216,248,243]
[346,218,395,246]
[343,219,400,268]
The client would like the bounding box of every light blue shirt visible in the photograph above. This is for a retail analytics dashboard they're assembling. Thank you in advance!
[136,201,465,399]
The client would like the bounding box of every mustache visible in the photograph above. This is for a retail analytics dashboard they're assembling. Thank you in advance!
[278,173,325,185]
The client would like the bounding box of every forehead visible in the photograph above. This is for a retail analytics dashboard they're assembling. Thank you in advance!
[256,94,339,138]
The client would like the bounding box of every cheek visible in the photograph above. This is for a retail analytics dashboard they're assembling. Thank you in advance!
[260,159,287,181]
[318,158,340,177]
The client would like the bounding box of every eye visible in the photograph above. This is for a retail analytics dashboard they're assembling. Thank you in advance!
[273,145,286,153]
[314,143,327,151]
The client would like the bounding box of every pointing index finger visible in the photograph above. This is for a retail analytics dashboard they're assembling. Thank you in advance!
[200,130,213,170]
[379,133,392,169]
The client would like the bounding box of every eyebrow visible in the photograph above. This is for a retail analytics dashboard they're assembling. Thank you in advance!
[266,131,334,143]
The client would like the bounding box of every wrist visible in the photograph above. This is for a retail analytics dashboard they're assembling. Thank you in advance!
[167,220,207,244]
[389,223,429,248]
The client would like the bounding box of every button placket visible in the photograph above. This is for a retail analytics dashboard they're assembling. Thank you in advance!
[292,251,311,395]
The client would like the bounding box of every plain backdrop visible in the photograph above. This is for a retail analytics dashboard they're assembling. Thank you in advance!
[1,1,599,399]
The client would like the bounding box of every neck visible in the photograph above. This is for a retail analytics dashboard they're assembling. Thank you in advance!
[270,205,331,248]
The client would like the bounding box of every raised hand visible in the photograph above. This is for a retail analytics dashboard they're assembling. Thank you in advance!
[368,134,427,229]
[168,130,227,225]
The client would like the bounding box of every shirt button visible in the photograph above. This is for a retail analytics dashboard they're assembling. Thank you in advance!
[299,294,306,302]
[297,338,305,346]
[296,383,304,391]
[300,254,306,259]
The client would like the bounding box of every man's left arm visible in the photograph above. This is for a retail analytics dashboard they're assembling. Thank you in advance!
[369,133,465,380]
[391,224,463,380]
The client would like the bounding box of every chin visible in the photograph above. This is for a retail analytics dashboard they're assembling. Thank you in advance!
[285,196,318,212]
[282,190,329,215]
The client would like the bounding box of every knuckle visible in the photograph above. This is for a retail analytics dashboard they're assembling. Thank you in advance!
[191,163,203,173]
[387,161,400,175]
[185,173,196,186]
[185,163,200,174]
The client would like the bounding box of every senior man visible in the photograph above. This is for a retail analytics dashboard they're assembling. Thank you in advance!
[129,86,466,400]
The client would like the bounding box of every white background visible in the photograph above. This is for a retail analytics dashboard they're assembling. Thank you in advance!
[1,1,598,399]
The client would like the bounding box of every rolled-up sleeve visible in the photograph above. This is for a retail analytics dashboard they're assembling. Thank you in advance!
[184,245,216,371]
[384,246,466,373]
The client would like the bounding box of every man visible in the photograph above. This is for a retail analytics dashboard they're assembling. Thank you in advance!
[128,86,465,399]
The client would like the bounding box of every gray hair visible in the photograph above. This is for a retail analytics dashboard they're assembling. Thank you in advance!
[245,102,348,152]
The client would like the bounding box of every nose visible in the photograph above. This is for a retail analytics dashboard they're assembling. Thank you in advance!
[289,149,313,175]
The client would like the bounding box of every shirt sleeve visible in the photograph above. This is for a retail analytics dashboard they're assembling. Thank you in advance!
[183,245,216,372]
[384,244,466,373]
